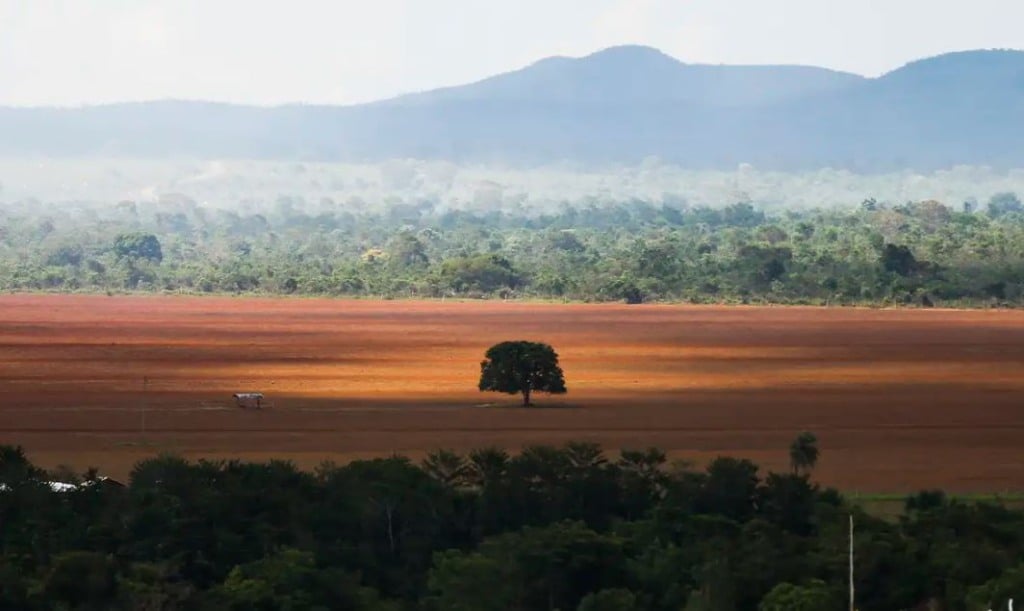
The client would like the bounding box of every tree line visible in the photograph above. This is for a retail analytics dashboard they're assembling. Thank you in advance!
[0,440,1021,610]
[2,193,1024,306]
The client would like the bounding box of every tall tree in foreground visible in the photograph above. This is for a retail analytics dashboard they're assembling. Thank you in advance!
[789,432,820,476]
[478,341,567,407]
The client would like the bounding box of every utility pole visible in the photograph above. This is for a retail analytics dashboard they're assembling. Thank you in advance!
[849,513,855,611]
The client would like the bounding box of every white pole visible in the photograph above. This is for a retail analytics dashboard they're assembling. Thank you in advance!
[849,513,855,611]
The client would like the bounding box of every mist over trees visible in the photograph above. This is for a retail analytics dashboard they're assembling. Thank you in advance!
[2,161,1024,306]
[3,158,1024,212]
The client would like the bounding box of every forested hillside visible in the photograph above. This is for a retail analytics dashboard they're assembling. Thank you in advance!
[3,191,1024,307]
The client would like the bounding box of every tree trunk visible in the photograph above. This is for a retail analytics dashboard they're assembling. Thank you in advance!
[522,387,531,407]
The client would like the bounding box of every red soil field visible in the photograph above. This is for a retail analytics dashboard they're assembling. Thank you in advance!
[1,294,1023,493]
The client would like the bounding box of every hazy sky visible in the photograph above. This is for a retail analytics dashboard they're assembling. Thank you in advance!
[1,0,1021,106]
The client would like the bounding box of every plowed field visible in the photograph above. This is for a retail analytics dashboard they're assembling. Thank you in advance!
[1,295,1022,492]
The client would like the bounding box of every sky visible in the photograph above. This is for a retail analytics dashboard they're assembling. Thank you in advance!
[1,0,1021,107]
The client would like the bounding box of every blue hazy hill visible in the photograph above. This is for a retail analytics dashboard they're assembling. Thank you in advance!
[1,46,1021,170]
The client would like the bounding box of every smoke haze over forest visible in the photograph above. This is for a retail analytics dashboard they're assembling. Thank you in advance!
[3,158,1024,215]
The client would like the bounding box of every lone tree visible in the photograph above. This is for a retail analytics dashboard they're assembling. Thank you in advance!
[789,432,820,476]
[478,341,567,407]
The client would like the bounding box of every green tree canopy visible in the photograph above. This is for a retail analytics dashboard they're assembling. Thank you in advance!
[881,244,917,276]
[113,232,163,263]
[987,191,1023,218]
[439,254,520,294]
[577,588,639,611]
[965,563,1024,611]
[43,551,118,611]
[479,341,567,406]
[758,580,835,611]
[428,521,624,611]
[387,232,429,269]
[211,548,397,611]
[0,442,1021,610]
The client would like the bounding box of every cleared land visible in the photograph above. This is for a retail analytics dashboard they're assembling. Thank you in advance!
[1,295,1022,493]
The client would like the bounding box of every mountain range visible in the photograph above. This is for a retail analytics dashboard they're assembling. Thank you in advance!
[2,45,1023,170]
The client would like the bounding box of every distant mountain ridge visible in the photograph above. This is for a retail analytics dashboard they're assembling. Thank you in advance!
[1,46,1023,170]
[385,46,865,106]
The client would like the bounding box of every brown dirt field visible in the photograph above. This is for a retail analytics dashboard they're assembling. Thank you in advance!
[1,294,1023,493]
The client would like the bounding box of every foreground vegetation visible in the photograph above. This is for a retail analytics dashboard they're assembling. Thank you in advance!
[4,192,1024,306]
[1,442,1022,610]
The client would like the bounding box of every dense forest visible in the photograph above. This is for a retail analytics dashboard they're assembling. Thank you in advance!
[3,190,1024,306]
[1,441,1021,610]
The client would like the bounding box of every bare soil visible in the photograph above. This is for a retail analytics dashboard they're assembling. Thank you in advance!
[1,295,1022,493]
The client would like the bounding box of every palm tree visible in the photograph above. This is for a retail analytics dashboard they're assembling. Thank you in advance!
[789,432,820,476]
[564,442,607,470]
[421,449,469,487]
[466,447,510,488]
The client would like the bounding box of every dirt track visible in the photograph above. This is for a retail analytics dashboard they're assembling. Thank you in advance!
[1,295,1022,493]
